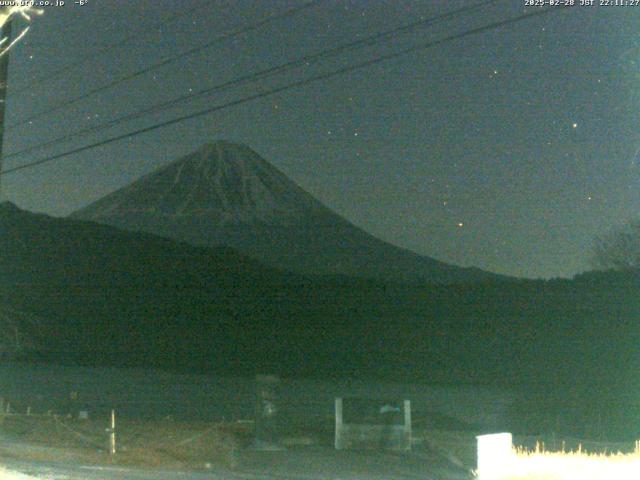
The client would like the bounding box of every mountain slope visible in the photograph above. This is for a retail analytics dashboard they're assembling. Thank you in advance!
[3,202,640,394]
[71,141,502,284]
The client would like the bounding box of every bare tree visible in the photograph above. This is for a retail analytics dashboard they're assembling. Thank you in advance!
[592,220,640,271]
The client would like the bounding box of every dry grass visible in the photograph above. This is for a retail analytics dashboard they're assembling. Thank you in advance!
[0,413,246,470]
[477,445,640,480]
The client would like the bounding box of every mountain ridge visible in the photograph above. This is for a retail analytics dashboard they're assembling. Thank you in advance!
[71,141,505,284]
[3,202,640,402]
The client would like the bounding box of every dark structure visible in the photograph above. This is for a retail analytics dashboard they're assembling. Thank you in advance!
[335,397,412,450]
[254,375,281,450]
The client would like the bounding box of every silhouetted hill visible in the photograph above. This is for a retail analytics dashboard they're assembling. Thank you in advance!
[71,141,505,284]
[3,203,640,396]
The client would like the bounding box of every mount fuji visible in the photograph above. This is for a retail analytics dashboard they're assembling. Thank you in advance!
[71,141,502,284]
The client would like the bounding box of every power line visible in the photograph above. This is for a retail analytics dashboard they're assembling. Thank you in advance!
[6,0,323,131]
[0,5,569,178]
[4,0,500,161]
[12,0,211,95]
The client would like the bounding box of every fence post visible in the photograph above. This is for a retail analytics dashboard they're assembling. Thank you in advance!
[403,399,412,450]
[335,397,343,450]
[109,409,116,455]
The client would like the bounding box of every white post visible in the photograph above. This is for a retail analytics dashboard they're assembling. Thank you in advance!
[476,432,514,479]
[109,409,116,455]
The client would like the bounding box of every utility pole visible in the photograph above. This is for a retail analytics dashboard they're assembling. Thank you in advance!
[0,18,11,202]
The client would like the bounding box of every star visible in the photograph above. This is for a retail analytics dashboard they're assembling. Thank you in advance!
[572,123,578,129]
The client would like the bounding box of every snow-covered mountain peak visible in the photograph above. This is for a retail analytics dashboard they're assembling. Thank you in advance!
[74,141,324,224]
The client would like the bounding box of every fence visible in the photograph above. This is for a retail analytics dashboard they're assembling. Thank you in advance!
[0,404,242,469]
[1,362,637,445]
[0,362,514,427]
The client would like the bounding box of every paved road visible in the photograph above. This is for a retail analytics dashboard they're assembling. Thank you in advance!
[2,457,470,480]
[2,460,232,479]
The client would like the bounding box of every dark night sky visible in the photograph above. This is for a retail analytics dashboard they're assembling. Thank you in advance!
[1,0,638,279]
